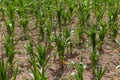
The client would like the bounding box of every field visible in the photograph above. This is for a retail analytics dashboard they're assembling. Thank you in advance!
[0,0,120,80]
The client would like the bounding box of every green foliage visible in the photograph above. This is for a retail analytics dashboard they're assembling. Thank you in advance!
[5,21,14,36]
[95,66,107,80]
[54,33,66,69]
[0,58,8,80]
[26,40,51,80]
[87,25,97,52]
[98,22,108,51]
[70,57,85,80]
[4,35,15,65]
[0,0,119,80]
[0,55,18,80]
[77,0,90,43]
[20,18,28,34]
[108,0,119,39]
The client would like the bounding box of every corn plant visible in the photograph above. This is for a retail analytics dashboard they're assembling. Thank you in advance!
[46,0,54,28]
[98,22,108,52]
[111,22,119,41]
[0,0,5,20]
[56,0,63,32]
[64,27,73,54]
[6,0,16,31]
[108,0,119,40]
[77,0,90,44]
[87,25,97,53]
[77,26,84,44]
[87,23,107,79]
[70,56,85,80]
[108,0,118,27]
[17,0,29,39]
[78,0,90,22]
[54,33,66,69]
[67,0,75,24]
[92,1,107,52]
[0,57,8,80]
[87,25,99,79]
[95,65,107,80]
[71,62,85,80]
[91,51,99,80]
[0,54,18,80]
[62,9,68,27]
[20,18,28,39]
[26,40,51,80]
[31,0,46,41]
[3,35,15,65]
[92,0,106,23]
[44,21,52,43]
[5,21,14,37]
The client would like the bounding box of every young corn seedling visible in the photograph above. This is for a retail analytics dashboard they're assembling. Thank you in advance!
[6,0,16,30]
[64,27,73,54]
[5,21,14,37]
[32,0,46,41]
[91,51,99,80]
[77,0,90,44]
[111,22,119,40]
[43,1,55,34]
[95,65,107,80]
[68,0,75,25]
[54,33,66,69]
[70,56,85,80]
[71,63,85,80]
[0,0,5,20]
[108,0,119,40]
[46,0,54,27]
[78,0,90,25]
[56,0,63,32]
[108,0,118,27]
[44,21,52,43]
[74,63,84,80]
[87,25,97,53]
[0,56,8,80]
[0,54,18,80]
[17,0,29,39]
[87,25,99,79]
[26,40,51,80]
[20,18,28,39]
[77,26,84,44]
[3,35,15,65]
[62,9,68,27]
[38,8,49,41]
[98,22,108,53]
[93,0,106,23]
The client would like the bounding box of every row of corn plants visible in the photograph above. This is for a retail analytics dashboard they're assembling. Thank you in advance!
[0,0,18,80]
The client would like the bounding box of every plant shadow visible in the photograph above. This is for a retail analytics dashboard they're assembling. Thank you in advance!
[49,66,64,80]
